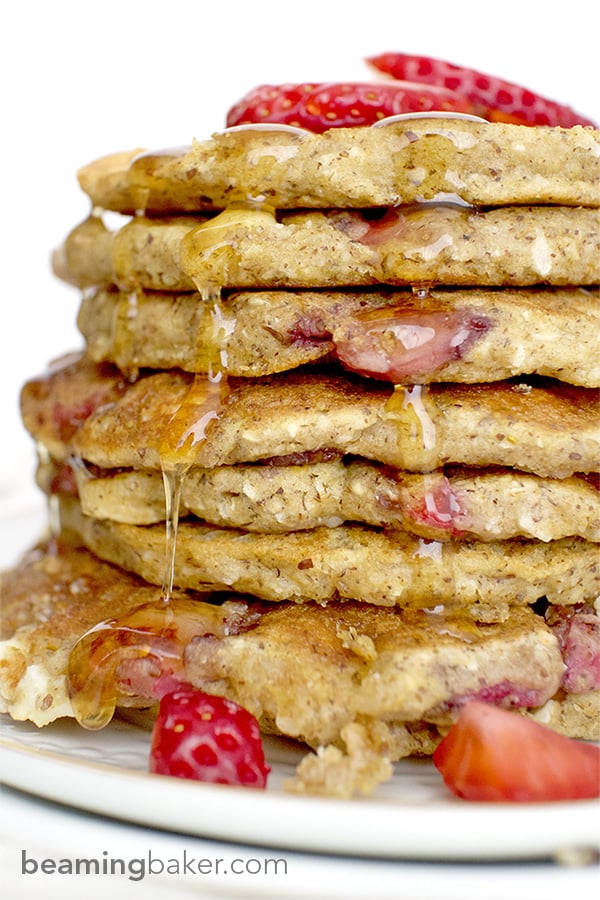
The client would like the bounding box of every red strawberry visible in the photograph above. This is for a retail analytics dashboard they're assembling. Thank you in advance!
[149,687,270,787]
[433,701,600,802]
[333,306,491,383]
[367,53,596,128]
[225,81,474,132]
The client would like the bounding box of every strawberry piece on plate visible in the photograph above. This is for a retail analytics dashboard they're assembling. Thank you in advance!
[367,52,596,127]
[149,687,270,787]
[225,81,474,131]
[433,701,600,802]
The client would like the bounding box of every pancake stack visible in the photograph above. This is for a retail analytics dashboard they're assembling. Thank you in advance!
[2,114,599,796]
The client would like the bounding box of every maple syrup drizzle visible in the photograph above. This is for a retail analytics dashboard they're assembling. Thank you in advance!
[127,147,191,216]
[180,201,277,290]
[68,282,230,728]
[372,111,488,129]
[411,285,432,301]
[158,331,230,604]
[161,465,184,603]
[111,289,141,378]
[387,384,437,453]
[66,596,239,730]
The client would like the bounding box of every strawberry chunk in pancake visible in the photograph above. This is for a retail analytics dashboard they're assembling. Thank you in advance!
[546,604,600,693]
[333,305,491,383]
[21,353,129,457]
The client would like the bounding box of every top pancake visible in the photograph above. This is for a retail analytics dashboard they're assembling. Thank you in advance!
[76,121,600,212]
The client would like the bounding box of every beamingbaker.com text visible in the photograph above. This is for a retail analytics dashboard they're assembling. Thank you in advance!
[21,849,289,882]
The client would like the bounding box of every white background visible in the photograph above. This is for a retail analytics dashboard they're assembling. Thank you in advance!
[1,0,598,526]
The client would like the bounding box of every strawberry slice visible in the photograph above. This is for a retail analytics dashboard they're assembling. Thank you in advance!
[225,81,474,132]
[333,306,491,382]
[149,687,270,787]
[367,53,596,128]
[403,474,466,536]
[433,701,600,802]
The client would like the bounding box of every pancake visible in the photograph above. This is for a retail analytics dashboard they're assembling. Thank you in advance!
[64,458,600,543]
[52,213,117,289]
[18,354,129,462]
[58,205,600,291]
[1,543,597,796]
[77,285,600,386]
[59,497,599,613]
[56,214,197,291]
[76,121,600,212]
[21,359,599,478]
[179,204,600,289]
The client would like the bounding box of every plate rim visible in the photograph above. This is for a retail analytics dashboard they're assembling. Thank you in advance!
[1,717,599,863]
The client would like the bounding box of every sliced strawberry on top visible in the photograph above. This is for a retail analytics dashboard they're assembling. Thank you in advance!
[433,701,600,802]
[225,81,474,132]
[367,52,596,128]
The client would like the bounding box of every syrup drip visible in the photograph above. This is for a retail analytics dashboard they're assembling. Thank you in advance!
[411,285,432,301]
[67,286,231,728]
[67,597,240,730]
[180,201,277,290]
[371,111,488,128]
[158,363,230,602]
[418,605,478,644]
[111,289,140,378]
[128,147,191,216]
[387,384,437,452]
[161,466,184,603]
[158,287,231,602]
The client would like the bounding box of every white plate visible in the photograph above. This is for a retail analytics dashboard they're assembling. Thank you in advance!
[1,714,599,863]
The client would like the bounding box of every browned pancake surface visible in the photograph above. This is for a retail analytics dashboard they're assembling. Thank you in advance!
[21,358,600,478]
[2,544,596,795]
